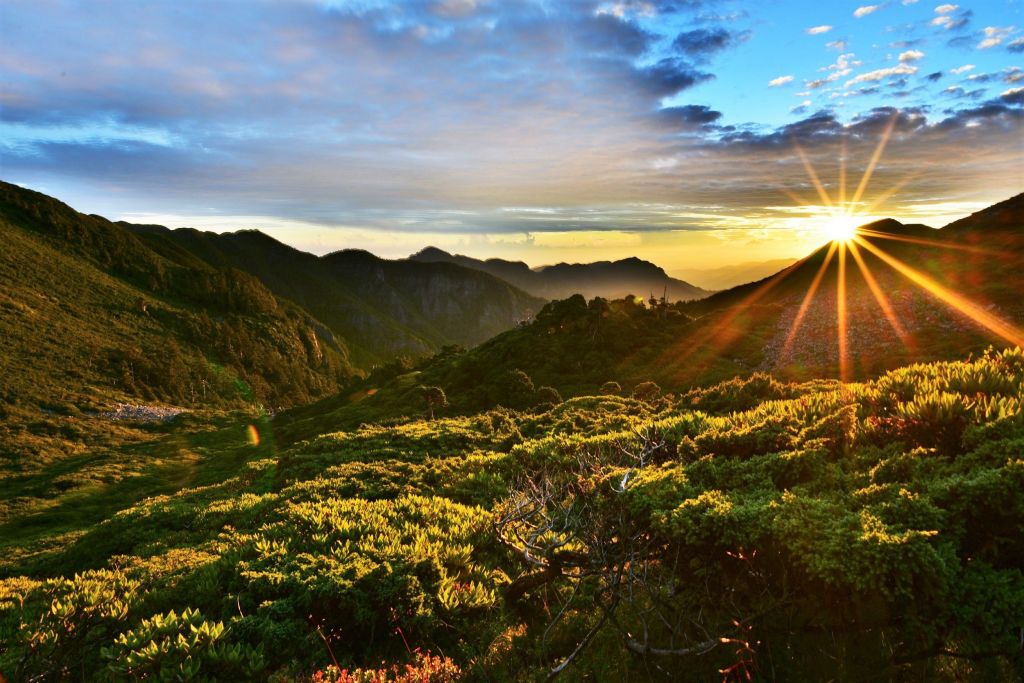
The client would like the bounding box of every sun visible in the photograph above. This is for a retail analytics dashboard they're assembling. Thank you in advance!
[820,213,861,243]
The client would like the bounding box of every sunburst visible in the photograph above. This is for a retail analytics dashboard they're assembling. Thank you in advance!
[784,113,1024,380]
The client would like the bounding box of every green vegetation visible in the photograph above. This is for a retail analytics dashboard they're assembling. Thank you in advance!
[3,349,1022,680]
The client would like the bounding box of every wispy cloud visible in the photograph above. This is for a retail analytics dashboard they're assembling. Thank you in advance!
[978,26,1015,49]
[951,64,975,74]
[899,49,925,62]
[846,64,918,86]
[806,25,833,35]
[854,5,881,18]
[935,4,958,14]
[769,75,794,87]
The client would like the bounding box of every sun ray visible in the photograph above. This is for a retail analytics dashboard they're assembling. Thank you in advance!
[849,113,898,210]
[837,242,850,381]
[781,242,838,359]
[856,228,1002,256]
[782,188,817,210]
[853,236,1024,347]
[859,172,919,217]
[847,239,913,348]
[839,137,848,210]
[661,264,800,380]
[794,143,834,210]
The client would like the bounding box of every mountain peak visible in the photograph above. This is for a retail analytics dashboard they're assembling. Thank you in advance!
[410,246,453,260]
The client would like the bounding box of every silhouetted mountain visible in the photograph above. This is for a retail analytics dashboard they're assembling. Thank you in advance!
[408,247,710,301]
[128,226,545,367]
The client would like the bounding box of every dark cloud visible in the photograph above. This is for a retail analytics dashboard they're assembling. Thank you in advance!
[671,27,749,59]
[926,71,943,82]
[635,58,714,96]
[577,13,653,56]
[1001,89,1024,106]
[657,104,723,129]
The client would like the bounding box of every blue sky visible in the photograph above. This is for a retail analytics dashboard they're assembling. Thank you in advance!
[1,0,1021,271]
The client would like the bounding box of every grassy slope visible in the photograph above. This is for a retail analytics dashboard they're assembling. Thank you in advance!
[2,351,1022,680]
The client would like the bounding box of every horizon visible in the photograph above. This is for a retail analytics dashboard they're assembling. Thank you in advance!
[3,0,1022,271]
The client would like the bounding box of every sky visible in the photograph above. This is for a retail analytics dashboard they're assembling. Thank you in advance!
[2,0,1022,275]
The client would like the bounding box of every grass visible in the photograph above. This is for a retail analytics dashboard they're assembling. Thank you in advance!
[0,410,276,577]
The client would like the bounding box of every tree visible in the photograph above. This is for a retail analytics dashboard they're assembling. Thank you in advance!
[632,381,661,402]
[535,386,562,407]
[600,381,621,395]
[506,369,535,409]
[419,385,448,420]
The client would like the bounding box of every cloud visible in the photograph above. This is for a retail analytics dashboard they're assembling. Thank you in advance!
[978,26,1015,50]
[806,25,832,35]
[951,64,975,74]
[854,5,881,18]
[902,0,919,4]
[3,0,1022,246]
[672,27,749,59]
[925,71,943,81]
[1005,67,1024,84]
[635,57,715,95]
[846,64,918,87]
[1009,37,1024,53]
[657,104,723,129]
[934,4,958,14]
[1002,86,1024,104]
[826,40,848,50]
[899,49,925,62]
[768,75,794,87]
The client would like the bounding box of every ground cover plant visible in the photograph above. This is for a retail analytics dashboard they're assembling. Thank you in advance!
[2,348,1022,680]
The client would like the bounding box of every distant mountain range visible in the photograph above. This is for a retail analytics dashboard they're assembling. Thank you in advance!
[284,193,1024,433]
[675,258,798,291]
[408,246,710,301]
[126,226,545,367]
[5,178,1022,450]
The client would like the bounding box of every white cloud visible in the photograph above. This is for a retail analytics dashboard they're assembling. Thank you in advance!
[1010,37,1024,50]
[950,64,975,74]
[806,25,832,35]
[826,40,848,50]
[931,16,952,28]
[1005,67,1024,84]
[846,64,917,87]
[1002,86,1024,98]
[902,0,920,4]
[978,26,1015,50]
[769,75,794,87]
[934,4,958,14]
[899,49,925,63]
[854,5,881,18]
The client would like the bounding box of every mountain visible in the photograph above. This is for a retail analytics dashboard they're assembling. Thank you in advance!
[127,227,545,367]
[286,194,1024,434]
[408,247,710,301]
[0,181,358,465]
[675,257,798,291]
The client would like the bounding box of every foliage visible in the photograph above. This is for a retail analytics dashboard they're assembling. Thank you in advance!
[4,348,1024,680]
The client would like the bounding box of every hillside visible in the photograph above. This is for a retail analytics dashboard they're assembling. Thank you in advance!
[409,247,710,301]
[0,181,356,469]
[284,195,1024,434]
[128,227,545,367]
[3,351,1022,680]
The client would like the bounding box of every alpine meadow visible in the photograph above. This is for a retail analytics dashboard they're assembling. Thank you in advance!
[1,1,1023,681]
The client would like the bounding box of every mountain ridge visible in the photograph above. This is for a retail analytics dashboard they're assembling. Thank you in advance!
[408,246,711,301]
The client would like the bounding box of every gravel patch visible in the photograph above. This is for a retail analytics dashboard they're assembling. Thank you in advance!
[102,403,188,423]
